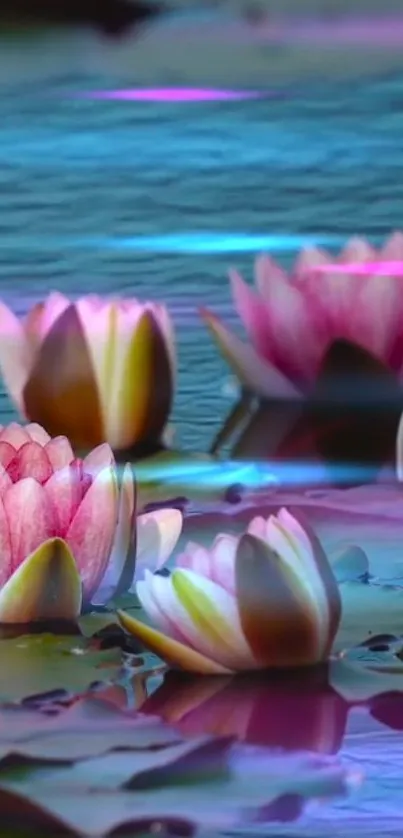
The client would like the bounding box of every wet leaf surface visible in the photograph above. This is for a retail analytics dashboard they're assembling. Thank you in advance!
[0,697,181,761]
[0,633,123,703]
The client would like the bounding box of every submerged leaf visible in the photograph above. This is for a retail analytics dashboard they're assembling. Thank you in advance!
[0,697,181,762]
[0,741,358,837]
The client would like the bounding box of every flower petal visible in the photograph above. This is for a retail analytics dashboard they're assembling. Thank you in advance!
[0,441,17,470]
[22,304,104,449]
[44,464,83,536]
[24,423,51,446]
[134,508,183,582]
[286,507,342,655]
[4,478,56,571]
[0,537,82,623]
[169,569,254,670]
[0,495,13,587]
[201,308,299,399]
[118,610,231,675]
[44,436,75,470]
[92,463,136,604]
[109,309,173,450]
[0,303,31,411]
[235,533,324,668]
[230,268,276,361]
[0,423,30,449]
[24,292,71,350]
[83,443,115,478]
[7,441,53,485]
[66,465,118,601]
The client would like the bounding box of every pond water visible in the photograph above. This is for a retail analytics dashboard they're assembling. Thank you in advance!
[1,7,403,836]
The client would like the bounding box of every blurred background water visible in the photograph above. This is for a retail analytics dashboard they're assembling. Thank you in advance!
[2,4,403,454]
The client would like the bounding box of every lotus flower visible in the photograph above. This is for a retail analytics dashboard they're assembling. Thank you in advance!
[202,233,403,399]
[0,422,182,623]
[0,292,175,452]
[119,507,341,674]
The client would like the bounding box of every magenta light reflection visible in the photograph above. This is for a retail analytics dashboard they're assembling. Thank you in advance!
[316,261,403,276]
[83,88,267,102]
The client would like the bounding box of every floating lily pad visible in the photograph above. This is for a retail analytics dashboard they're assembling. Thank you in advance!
[0,633,123,703]
[0,734,358,837]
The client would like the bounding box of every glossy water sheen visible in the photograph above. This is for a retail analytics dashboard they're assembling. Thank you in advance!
[1,13,403,834]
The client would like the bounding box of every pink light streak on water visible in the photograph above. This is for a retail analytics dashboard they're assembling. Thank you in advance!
[316,261,403,276]
[85,88,267,102]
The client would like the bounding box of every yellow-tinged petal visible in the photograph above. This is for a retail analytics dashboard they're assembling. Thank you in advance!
[201,307,300,400]
[117,610,231,675]
[106,309,173,450]
[22,304,104,449]
[235,533,323,668]
[171,569,253,669]
[0,537,82,624]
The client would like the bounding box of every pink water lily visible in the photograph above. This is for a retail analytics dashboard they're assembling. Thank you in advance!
[0,423,182,624]
[202,232,403,398]
[0,292,175,451]
[119,507,341,674]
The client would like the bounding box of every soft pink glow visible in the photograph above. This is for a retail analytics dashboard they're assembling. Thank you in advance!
[316,261,403,276]
[84,88,267,102]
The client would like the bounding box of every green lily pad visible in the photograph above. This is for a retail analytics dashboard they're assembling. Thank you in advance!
[0,633,122,703]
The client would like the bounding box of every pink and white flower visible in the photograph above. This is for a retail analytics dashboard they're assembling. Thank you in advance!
[202,233,403,399]
[119,507,341,674]
[0,293,175,451]
[0,422,182,623]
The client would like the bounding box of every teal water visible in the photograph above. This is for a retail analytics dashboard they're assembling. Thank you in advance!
[1,20,403,452]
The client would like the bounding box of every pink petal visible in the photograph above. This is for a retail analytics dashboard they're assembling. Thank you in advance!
[201,308,299,399]
[0,496,12,586]
[230,268,275,362]
[209,534,238,595]
[4,478,56,571]
[44,436,75,471]
[250,257,325,386]
[293,247,331,278]
[39,292,71,342]
[24,423,51,446]
[0,467,12,495]
[0,423,30,450]
[66,466,118,600]
[7,441,53,485]
[0,442,17,470]
[176,534,237,596]
[339,237,376,264]
[44,464,83,536]
[351,273,403,369]
[175,543,211,576]
[381,232,403,261]
[83,443,115,479]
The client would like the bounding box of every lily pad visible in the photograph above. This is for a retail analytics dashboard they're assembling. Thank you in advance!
[0,697,182,762]
[136,449,270,509]
[0,633,123,703]
[0,738,358,837]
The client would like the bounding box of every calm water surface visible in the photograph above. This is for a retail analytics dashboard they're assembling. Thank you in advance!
[1,15,403,835]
